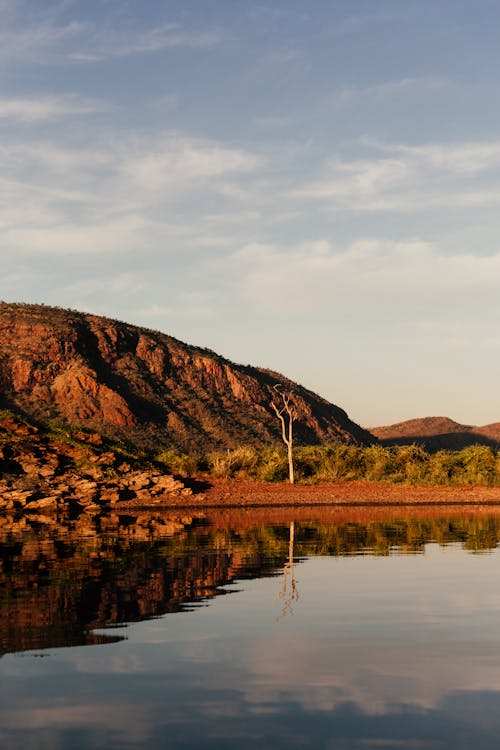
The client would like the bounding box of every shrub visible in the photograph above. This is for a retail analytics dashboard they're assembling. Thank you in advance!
[207,446,259,478]
[393,445,429,485]
[155,449,205,477]
[363,445,395,482]
[255,446,289,482]
[459,445,497,486]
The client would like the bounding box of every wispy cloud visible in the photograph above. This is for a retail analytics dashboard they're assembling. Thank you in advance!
[0,94,105,121]
[336,76,448,105]
[0,19,85,62]
[0,4,221,65]
[373,139,500,174]
[292,138,500,212]
[69,24,222,63]
[4,215,147,256]
[118,134,262,195]
[335,10,404,34]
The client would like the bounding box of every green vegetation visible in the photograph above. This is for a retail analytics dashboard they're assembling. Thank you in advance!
[1,408,499,488]
[156,443,500,487]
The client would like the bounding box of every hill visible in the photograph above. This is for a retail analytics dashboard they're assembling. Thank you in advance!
[0,302,373,451]
[370,416,500,451]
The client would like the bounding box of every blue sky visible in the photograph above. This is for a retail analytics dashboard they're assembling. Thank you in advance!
[1,0,500,427]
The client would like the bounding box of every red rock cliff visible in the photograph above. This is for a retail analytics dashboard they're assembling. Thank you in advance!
[0,302,373,450]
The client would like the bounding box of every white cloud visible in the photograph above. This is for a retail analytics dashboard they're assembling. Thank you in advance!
[0,132,262,257]
[119,135,262,195]
[0,94,105,121]
[377,139,500,174]
[2,132,260,194]
[224,238,500,317]
[137,292,215,322]
[4,214,146,256]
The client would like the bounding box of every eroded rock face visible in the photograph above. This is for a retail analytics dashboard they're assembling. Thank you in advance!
[0,302,374,450]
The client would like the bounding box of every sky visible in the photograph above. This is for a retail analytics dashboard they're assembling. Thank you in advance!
[1,0,499,428]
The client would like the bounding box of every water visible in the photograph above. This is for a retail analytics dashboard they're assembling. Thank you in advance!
[1,506,500,749]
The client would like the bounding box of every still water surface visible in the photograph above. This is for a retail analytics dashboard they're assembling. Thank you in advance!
[1,506,500,749]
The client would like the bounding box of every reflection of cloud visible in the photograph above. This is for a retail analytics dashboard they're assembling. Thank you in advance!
[2,549,500,747]
[239,630,500,715]
[0,701,154,746]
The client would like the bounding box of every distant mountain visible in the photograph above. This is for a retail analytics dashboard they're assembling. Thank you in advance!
[0,302,373,451]
[370,416,500,451]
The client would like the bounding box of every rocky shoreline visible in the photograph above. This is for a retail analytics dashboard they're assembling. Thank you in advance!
[0,414,192,515]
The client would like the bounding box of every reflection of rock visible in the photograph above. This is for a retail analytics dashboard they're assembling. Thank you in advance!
[0,510,271,656]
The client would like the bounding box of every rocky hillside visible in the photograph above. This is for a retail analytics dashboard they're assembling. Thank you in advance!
[0,303,373,450]
[370,416,500,451]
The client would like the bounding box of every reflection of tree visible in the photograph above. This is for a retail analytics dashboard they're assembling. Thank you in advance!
[277,521,299,622]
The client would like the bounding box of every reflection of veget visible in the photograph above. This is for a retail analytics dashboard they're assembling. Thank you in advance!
[2,509,500,656]
[277,521,300,621]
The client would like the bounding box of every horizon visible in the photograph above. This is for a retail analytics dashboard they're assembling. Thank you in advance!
[1,1,499,427]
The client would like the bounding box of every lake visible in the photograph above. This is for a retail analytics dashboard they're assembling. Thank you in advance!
[1,506,500,749]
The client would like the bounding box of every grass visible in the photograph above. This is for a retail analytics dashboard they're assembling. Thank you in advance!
[155,443,500,487]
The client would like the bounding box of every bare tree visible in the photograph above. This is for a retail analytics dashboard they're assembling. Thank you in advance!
[271,384,296,484]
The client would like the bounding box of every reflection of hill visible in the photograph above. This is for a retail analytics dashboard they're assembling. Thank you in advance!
[2,508,500,657]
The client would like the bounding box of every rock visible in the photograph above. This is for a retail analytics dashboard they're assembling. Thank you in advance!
[81,502,101,514]
[72,479,98,492]
[7,489,36,506]
[125,472,152,491]
[16,456,43,475]
[38,463,59,478]
[91,451,116,467]
[0,416,37,437]
[133,489,161,503]
[99,488,121,504]
[74,431,103,446]
[26,496,58,510]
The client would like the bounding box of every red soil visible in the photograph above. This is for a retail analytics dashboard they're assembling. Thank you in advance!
[161,478,500,508]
